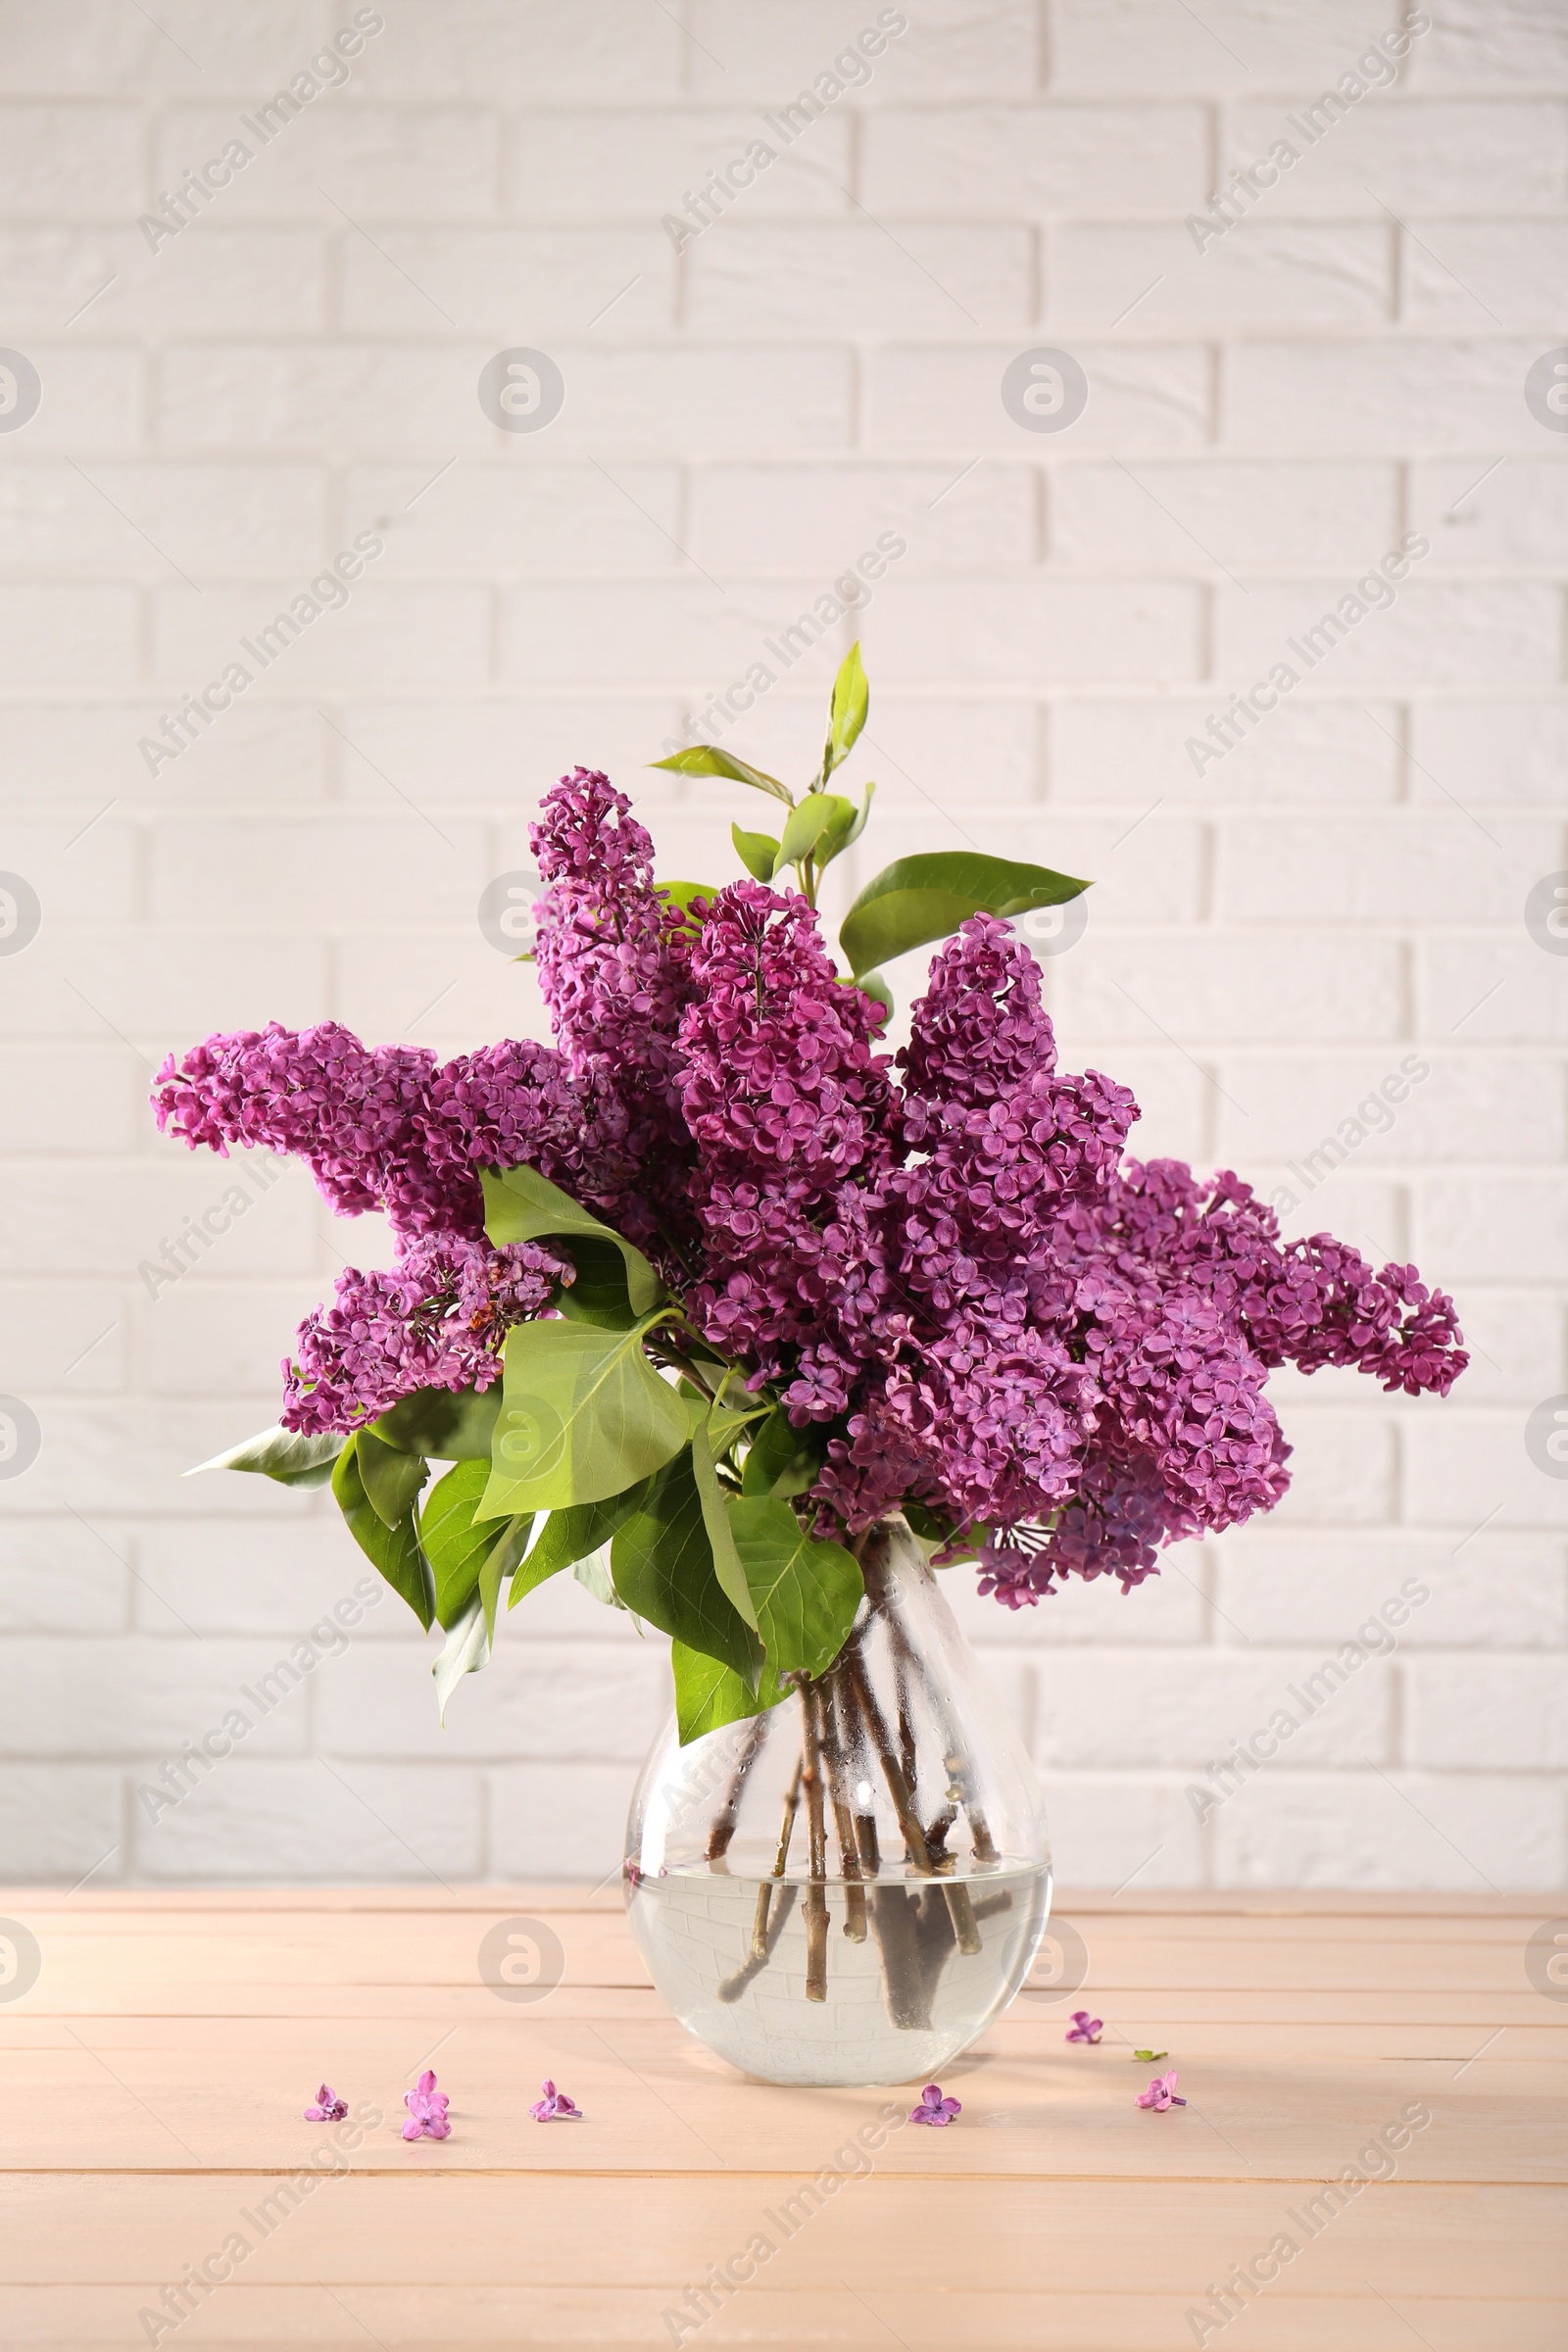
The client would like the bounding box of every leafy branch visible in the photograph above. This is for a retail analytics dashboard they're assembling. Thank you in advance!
[650,642,1091,1015]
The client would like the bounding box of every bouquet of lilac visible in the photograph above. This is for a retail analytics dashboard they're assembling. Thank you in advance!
[155,649,1466,1736]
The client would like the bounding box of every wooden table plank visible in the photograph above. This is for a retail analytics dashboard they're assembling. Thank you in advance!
[10,1885,1552,1914]
[0,1886,1559,2349]
[15,1928,1547,1992]
[2,2176,1562,2284]
[1,2286,1563,2352]
[3,2039,1560,2181]
[3,2000,1561,2050]
[4,2010,1563,2060]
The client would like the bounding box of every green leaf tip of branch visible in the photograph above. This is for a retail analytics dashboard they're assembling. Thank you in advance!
[821,642,869,783]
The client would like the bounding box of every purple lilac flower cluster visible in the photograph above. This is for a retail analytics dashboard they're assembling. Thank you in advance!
[529,765,699,1242]
[278,1232,568,1437]
[679,882,897,1381]
[153,770,1467,1603]
[152,1024,581,1241]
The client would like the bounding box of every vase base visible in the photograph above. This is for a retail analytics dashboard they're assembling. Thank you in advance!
[626,1860,1051,2089]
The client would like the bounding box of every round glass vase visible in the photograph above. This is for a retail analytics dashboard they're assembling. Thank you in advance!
[622,1515,1052,2087]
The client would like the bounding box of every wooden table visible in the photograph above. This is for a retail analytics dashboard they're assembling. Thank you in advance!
[0,1886,1560,2348]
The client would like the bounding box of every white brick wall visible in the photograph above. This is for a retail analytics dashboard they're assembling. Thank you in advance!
[0,0,1563,1894]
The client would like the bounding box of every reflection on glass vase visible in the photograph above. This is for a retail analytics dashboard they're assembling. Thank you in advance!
[623,1516,1052,2087]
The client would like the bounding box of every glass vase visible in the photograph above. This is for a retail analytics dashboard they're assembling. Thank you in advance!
[622,1515,1052,2087]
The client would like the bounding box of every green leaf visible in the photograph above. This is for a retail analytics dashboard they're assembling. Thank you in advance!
[553,1235,640,1331]
[821,642,869,780]
[432,1592,490,1723]
[371,1385,500,1462]
[184,1424,344,1489]
[418,1458,532,1630]
[839,852,1092,980]
[478,1314,689,1518]
[481,1164,664,1317]
[727,1495,863,1679]
[818,778,876,862]
[509,1483,650,1606]
[688,1402,761,1631]
[732,821,780,883]
[478,1523,519,1643]
[774,792,852,877]
[331,1436,436,1630]
[574,1550,630,1612]
[650,745,794,807]
[611,1449,763,1685]
[656,878,719,922]
[672,1642,790,1746]
[356,1429,430,1529]
[740,1406,830,1500]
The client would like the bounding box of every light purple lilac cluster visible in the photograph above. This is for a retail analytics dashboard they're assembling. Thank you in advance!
[152,769,1467,1606]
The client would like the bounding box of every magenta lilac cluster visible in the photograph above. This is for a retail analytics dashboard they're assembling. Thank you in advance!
[152,768,1466,1603]
[276,1231,567,1437]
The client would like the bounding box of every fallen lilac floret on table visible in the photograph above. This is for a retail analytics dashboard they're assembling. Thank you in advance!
[1064,2011,1102,2044]
[302,2083,347,2122]
[1136,2069,1187,2111]
[909,2083,961,2127]
[402,2069,451,2140]
[529,2078,582,2122]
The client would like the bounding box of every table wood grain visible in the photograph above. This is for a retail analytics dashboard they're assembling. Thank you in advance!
[0,1886,1561,2349]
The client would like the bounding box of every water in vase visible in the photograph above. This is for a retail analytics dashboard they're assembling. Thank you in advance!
[627,1859,1051,2087]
